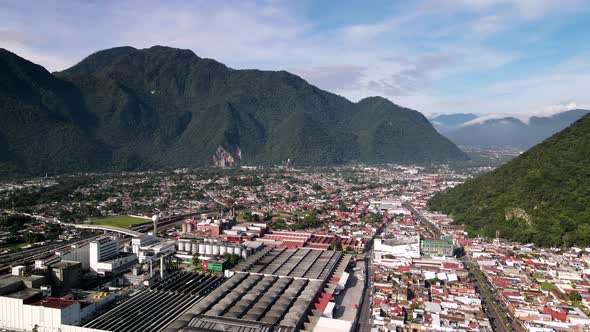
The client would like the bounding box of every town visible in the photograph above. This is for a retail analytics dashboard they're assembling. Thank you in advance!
[0,160,588,332]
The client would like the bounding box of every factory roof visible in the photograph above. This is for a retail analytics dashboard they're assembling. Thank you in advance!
[5,288,42,300]
[232,247,342,280]
[85,272,224,332]
[0,275,22,291]
[169,272,325,331]
[50,260,81,269]
[31,297,77,309]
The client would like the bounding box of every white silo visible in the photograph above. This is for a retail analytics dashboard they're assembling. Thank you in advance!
[177,241,184,251]
[205,244,212,255]
[212,245,220,256]
[191,243,198,254]
[186,223,193,233]
[181,223,187,233]
[198,243,206,254]
[234,247,242,257]
[151,215,160,235]
[219,245,228,255]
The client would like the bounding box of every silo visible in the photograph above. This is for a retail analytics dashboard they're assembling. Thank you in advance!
[212,245,220,256]
[177,242,184,251]
[234,247,242,257]
[198,243,206,254]
[191,243,198,254]
[226,247,234,255]
[219,245,228,255]
[205,244,213,255]
[186,223,193,233]
[242,249,248,259]
[181,223,187,233]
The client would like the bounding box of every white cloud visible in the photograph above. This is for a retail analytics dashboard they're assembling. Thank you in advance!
[0,0,588,117]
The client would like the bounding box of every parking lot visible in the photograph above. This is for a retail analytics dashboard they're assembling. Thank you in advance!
[332,258,366,322]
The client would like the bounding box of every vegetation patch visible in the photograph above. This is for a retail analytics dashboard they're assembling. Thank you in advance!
[88,215,147,228]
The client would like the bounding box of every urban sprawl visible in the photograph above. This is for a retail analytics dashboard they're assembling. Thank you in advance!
[0,161,588,332]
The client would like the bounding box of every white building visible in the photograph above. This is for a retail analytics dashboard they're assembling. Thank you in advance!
[374,236,420,258]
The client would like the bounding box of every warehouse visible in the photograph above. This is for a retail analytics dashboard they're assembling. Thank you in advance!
[230,247,343,280]
[164,273,324,332]
[84,271,224,332]
[166,248,350,332]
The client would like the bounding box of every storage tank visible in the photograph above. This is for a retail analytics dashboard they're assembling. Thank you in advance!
[181,223,187,233]
[191,243,198,254]
[242,249,248,259]
[198,244,206,254]
[212,245,220,256]
[177,242,184,251]
[205,244,213,255]
[234,247,242,257]
[219,245,228,255]
[186,223,193,233]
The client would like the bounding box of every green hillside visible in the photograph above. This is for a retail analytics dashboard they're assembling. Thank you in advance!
[429,114,590,247]
[1,46,467,177]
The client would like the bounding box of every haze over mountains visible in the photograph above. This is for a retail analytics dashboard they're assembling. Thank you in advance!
[0,46,467,177]
[431,110,589,148]
[429,113,590,247]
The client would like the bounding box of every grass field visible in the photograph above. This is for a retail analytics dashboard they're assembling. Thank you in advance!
[0,243,27,250]
[88,215,148,228]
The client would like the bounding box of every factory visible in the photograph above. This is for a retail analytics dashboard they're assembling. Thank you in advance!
[175,236,264,263]
[166,247,352,332]
[84,271,224,332]
[0,273,116,332]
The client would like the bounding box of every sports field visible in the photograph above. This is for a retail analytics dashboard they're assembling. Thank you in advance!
[88,215,147,228]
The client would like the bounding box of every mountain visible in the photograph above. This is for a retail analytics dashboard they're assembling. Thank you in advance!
[0,46,467,177]
[430,113,478,134]
[428,114,590,247]
[444,110,589,148]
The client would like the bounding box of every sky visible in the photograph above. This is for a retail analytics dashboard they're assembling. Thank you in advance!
[1,0,590,117]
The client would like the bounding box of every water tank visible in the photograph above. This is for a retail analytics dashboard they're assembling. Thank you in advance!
[191,243,198,254]
[234,247,242,257]
[212,245,220,256]
[199,244,206,254]
[186,223,193,233]
[177,242,184,251]
[205,244,213,255]
[219,245,228,255]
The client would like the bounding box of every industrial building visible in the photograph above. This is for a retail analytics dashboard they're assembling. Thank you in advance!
[84,271,224,332]
[0,274,116,332]
[175,236,264,263]
[230,247,343,280]
[166,247,351,332]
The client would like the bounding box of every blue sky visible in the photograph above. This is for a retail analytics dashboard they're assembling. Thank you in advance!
[1,0,590,117]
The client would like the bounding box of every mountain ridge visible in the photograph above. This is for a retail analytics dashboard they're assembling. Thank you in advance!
[0,46,467,177]
[434,110,589,147]
[428,113,590,247]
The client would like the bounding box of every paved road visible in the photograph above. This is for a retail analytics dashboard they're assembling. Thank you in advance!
[356,248,374,332]
[464,258,519,332]
[333,260,365,321]
[403,203,442,238]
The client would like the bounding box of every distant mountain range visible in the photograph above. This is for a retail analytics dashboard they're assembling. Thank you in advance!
[0,46,467,177]
[429,113,590,247]
[431,110,589,148]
